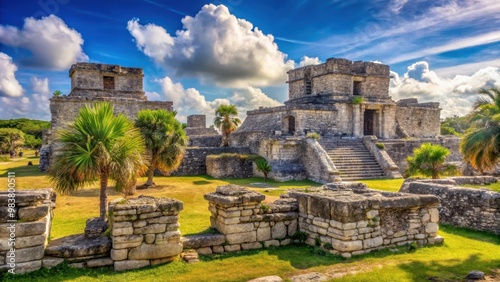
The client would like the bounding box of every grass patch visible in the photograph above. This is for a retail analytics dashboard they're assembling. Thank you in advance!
[462,182,500,192]
[1,158,499,282]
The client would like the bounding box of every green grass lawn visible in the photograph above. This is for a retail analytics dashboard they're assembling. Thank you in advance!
[1,160,499,282]
[462,182,500,192]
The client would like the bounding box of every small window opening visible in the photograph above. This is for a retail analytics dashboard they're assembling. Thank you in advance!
[353,81,362,96]
[103,76,115,90]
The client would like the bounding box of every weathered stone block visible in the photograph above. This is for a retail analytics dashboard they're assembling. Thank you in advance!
[271,222,287,239]
[226,231,256,245]
[0,222,46,237]
[86,257,113,268]
[46,234,111,258]
[264,240,280,247]
[425,223,439,233]
[241,242,263,250]
[42,257,64,269]
[147,215,178,224]
[219,223,255,234]
[113,209,136,216]
[112,234,143,249]
[114,259,150,271]
[151,256,176,266]
[113,222,132,229]
[13,245,45,263]
[196,247,212,255]
[363,236,383,249]
[134,224,166,234]
[333,240,363,252]
[145,234,155,244]
[181,234,225,249]
[213,245,224,253]
[113,227,133,236]
[128,242,182,260]
[18,205,49,221]
[13,260,42,274]
[111,249,128,261]
[257,227,271,241]
[224,244,241,252]
[0,235,45,251]
[429,208,439,223]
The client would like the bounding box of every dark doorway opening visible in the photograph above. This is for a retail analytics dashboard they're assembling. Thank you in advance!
[353,81,362,96]
[103,76,115,90]
[364,110,375,136]
[285,116,296,135]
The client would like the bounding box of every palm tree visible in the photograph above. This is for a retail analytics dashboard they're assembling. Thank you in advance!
[48,102,146,220]
[135,109,187,188]
[214,104,241,147]
[407,143,455,179]
[53,90,63,97]
[461,87,500,172]
[255,158,272,182]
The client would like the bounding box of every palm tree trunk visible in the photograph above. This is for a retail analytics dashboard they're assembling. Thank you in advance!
[99,168,109,221]
[144,155,156,187]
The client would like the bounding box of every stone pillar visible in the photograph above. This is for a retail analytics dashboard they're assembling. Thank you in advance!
[204,185,298,252]
[352,104,361,137]
[0,189,56,274]
[109,196,183,271]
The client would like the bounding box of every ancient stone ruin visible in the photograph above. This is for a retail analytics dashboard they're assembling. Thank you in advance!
[401,176,500,235]
[39,63,173,172]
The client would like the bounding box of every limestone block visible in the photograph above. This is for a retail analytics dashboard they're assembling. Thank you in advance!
[287,220,298,236]
[217,216,240,225]
[333,240,363,252]
[264,240,280,247]
[428,235,444,245]
[14,260,42,274]
[68,262,85,269]
[312,218,329,229]
[181,234,225,249]
[134,223,166,234]
[366,210,379,219]
[113,215,137,222]
[42,257,64,269]
[429,208,439,223]
[114,259,150,271]
[330,220,342,229]
[112,227,133,236]
[0,222,46,237]
[136,205,156,214]
[425,223,439,233]
[197,247,213,255]
[421,213,430,222]
[156,231,181,244]
[147,215,178,224]
[151,256,176,266]
[113,222,132,229]
[393,231,406,238]
[272,222,287,239]
[280,238,291,246]
[241,242,262,250]
[0,235,45,251]
[18,205,50,221]
[218,210,241,218]
[14,245,45,263]
[241,209,253,216]
[139,212,162,219]
[224,244,241,252]
[317,227,327,236]
[112,234,143,249]
[391,236,408,243]
[219,223,255,234]
[257,227,271,241]
[133,220,147,228]
[357,221,368,228]
[128,242,182,260]
[113,209,136,216]
[213,245,224,253]
[342,222,357,230]
[145,234,155,244]
[226,231,256,245]
[86,257,113,268]
[111,249,128,261]
[415,234,426,239]
[363,236,383,249]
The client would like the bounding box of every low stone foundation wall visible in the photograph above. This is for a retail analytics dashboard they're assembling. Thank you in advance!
[172,147,252,176]
[206,154,255,179]
[0,189,56,274]
[109,196,184,271]
[289,183,441,258]
[400,177,500,235]
[203,185,298,253]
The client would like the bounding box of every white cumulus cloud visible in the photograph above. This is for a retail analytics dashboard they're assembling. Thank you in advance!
[128,4,295,87]
[390,61,500,117]
[298,56,322,67]
[0,52,23,97]
[0,15,88,70]
[154,77,282,123]
[0,77,51,120]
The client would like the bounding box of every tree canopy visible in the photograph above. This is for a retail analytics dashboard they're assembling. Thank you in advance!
[0,128,25,154]
[406,143,456,179]
[48,102,146,220]
[214,104,241,147]
[135,109,187,188]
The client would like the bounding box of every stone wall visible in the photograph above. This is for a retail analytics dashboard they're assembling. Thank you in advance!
[362,136,402,178]
[188,135,222,147]
[108,196,183,271]
[206,154,255,179]
[203,185,298,253]
[0,189,56,274]
[400,177,500,235]
[171,147,252,176]
[289,183,442,258]
[380,137,461,173]
[187,115,206,128]
[257,138,307,181]
[303,138,340,183]
[396,99,441,138]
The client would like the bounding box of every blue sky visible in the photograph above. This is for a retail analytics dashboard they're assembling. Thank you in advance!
[1,0,500,122]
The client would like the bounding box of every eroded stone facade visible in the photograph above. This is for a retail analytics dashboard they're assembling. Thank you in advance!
[40,63,173,171]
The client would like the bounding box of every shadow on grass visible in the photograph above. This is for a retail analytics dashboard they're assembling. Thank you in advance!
[0,164,45,177]
[398,254,500,282]
[192,180,212,185]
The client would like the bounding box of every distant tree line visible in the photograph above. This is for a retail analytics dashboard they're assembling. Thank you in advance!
[0,118,50,151]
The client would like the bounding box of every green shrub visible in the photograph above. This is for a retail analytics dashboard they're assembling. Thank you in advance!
[352,96,365,104]
[406,143,457,179]
[260,203,270,213]
[375,142,385,150]
[323,242,333,250]
[0,155,10,162]
[291,231,308,244]
[306,132,321,140]
[255,158,272,182]
[314,236,321,247]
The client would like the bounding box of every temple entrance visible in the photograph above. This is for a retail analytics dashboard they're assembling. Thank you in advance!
[364,110,375,136]
[284,116,296,135]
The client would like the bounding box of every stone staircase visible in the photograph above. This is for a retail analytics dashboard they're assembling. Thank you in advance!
[319,138,386,181]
